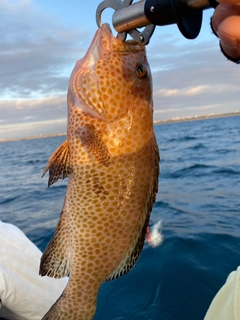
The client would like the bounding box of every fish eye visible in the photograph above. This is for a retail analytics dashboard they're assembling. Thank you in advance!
[135,64,147,79]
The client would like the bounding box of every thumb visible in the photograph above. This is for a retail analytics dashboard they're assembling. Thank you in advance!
[212,5,240,63]
[218,16,240,61]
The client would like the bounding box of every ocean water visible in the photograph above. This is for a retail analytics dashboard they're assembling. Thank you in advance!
[1,115,240,319]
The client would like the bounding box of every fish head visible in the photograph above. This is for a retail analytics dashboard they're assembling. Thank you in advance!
[68,23,152,122]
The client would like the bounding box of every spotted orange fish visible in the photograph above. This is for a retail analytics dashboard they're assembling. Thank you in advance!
[40,23,159,320]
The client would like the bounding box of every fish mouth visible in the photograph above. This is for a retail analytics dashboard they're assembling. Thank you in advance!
[84,23,113,68]
[68,24,114,120]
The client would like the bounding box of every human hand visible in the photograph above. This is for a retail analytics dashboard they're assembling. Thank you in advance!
[212,0,240,63]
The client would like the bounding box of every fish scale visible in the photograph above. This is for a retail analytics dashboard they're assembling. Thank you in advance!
[40,23,159,320]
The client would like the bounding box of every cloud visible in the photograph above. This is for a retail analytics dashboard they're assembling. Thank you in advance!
[0,118,67,140]
[154,104,221,114]
[0,0,93,138]
[149,36,240,120]
[0,96,66,124]
[156,85,207,97]
[0,96,67,139]
[0,0,90,100]
[1,1,239,138]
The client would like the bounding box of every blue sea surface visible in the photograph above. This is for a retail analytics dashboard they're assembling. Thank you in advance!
[1,115,240,319]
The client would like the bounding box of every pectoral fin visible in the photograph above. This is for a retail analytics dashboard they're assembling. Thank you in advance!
[78,124,110,167]
[105,112,132,147]
[40,210,70,278]
[42,140,72,187]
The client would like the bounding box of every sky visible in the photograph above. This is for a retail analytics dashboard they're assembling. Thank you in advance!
[0,0,239,139]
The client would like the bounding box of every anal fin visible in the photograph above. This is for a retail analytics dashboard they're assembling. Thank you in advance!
[42,140,72,187]
[40,211,70,278]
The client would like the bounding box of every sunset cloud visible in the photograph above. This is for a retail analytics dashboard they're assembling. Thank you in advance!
[156,86,207,97]
[0,1,239,139]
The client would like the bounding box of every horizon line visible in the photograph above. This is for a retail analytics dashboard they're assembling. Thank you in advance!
[1,111,240,143]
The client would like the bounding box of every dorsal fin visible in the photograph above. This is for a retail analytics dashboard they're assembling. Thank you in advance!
[78,124,110,167]
[39,210,70,278]
[42,140,72,187]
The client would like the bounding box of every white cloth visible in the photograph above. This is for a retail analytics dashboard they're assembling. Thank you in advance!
[0,221,68,320]
[204,267,240,320]
[2,220,240,320]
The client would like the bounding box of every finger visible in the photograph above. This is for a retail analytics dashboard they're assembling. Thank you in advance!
[212,4,240,32]
[218,15,240,59]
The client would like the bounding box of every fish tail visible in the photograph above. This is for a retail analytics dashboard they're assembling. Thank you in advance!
[42,292,96,320]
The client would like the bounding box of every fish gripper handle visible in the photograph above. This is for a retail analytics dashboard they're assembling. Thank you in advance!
[144,0,218,39]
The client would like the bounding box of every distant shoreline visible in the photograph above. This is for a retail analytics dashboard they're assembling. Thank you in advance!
[0,132,66,143]
[1,112,240,143]
[154,111,240,125]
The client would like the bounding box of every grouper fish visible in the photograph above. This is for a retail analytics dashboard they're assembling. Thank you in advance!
[40,23,160,320]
